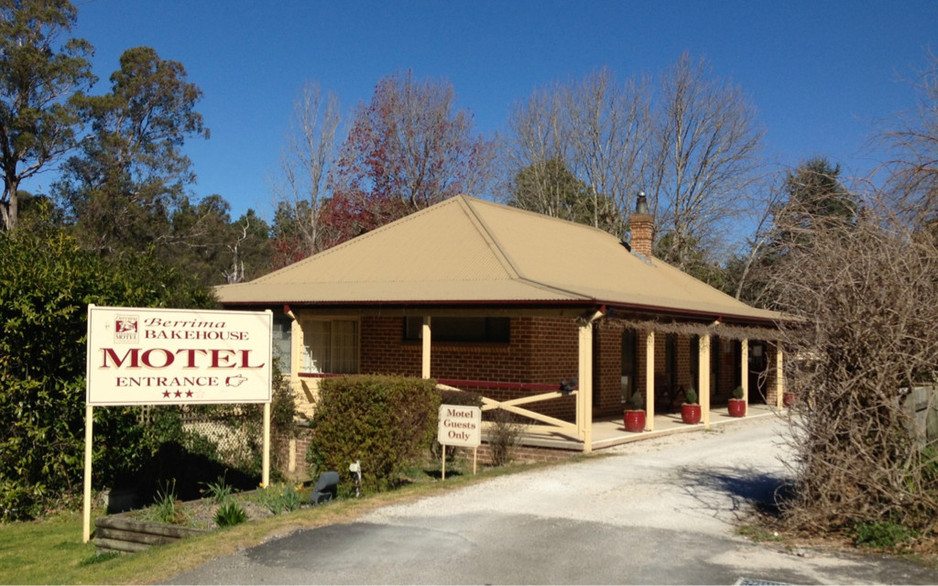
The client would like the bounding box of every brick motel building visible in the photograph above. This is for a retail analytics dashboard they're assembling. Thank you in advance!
[216,195,786,469]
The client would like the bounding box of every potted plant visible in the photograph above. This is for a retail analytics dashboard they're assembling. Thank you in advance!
[623,392,646,432]
[728,386,746,417]
[681,386,701,424]
[783,390,797,407]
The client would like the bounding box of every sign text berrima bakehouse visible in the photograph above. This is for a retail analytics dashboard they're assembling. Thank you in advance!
[86,306,272,406]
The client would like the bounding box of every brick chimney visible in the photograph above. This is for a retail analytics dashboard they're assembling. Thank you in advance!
[629,192,654,258]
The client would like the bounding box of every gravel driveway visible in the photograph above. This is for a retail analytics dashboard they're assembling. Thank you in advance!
[165,416,938,585]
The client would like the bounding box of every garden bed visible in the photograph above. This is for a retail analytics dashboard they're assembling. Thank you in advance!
[93,489,288,553]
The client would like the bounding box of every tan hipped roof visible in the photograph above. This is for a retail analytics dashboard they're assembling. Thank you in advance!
[216,195,780,323]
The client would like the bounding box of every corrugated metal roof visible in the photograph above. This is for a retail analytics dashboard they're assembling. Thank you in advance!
[216,195,780,323]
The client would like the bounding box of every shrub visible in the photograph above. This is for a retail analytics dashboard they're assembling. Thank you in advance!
[853,520,919,550]
[489,409,523,467]
[684,387,698,405]
[201,475,233,504]
[0,224,214,519]
[439,388,483,407]
[145,479,187,525]
[308,375,440,493]
[214,501,248,527]
[257,482,302,515]
[0,479,45,522]
[627,392,644,411]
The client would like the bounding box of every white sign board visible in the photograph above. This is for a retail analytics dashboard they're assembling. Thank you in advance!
[437,404,482,447]
[86,305,272,406]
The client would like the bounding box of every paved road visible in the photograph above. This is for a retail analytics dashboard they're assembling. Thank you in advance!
[166,418,938,585]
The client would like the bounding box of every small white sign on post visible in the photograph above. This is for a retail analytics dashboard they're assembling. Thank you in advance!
[437,404,482,479]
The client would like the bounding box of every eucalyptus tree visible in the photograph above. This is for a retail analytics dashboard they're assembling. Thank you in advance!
[54,46,209,255]
[0,0,94,231]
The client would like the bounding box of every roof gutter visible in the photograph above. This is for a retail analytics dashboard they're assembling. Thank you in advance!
[222,298,779,327]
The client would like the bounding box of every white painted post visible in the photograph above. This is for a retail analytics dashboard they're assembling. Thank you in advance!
[741,338,749,405]
[645,332,655,431]
[422,316,432,379]
[262,402,271,487]
[578,319,593,453]
[700,334,711,430]
[82,405,93,543]
[441,445,446,480]
[776,342,784,409]
[645,330,655,431]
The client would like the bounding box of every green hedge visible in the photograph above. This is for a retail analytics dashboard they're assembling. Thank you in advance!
[0,222,214,520]
[307,375,441,493]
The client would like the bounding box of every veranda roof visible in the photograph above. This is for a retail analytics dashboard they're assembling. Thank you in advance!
[216,195,780,324]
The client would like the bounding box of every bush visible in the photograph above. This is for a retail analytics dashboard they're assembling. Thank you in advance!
[439,388,483,407]
[214,501,247,527]
[853,520,919,550]
[488,409,524,467]
[257,482,302,514]
[0,224,214,519]
[307,375,440,493]
[684,387,698,404]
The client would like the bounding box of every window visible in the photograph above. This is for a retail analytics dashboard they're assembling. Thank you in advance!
[404,317,510,343]
[272,313,293,372]
[300,319,359,374]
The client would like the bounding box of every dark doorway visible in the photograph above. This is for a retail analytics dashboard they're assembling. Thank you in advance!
[748,341,769,403]
[620,329,637,405]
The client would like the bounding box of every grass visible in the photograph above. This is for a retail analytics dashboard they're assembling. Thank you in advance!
[0,459,554,585]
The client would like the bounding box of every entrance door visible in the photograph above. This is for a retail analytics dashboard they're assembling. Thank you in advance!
[748,342,768,402]
[620,329,637,405]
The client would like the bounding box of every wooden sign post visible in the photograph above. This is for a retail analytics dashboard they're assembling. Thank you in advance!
[437,405,482,479]
[83,305,273,542]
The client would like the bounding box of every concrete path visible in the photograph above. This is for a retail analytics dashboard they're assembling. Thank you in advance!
[165,417,938,585]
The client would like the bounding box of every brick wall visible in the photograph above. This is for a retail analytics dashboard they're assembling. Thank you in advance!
[299,315,770,426]
[360,316,579,421]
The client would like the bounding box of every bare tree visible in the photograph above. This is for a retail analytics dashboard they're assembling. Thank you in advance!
[878,52,938,228]
[645,53,764,270]
[506,68,650,234]
[568,69,651,232]
[767,192,938,534]
[271,81,341,257]
[728,177,781,302]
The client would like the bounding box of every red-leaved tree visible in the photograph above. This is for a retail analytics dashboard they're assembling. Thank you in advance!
[324,71,496,246]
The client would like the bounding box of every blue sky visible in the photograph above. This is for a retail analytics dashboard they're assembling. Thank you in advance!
[29,0,937,221]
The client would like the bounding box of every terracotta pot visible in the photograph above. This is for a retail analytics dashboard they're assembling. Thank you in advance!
[624,409,646,432]
[727,398,746,417]
[783,392,797,407]
[681,403,701,424]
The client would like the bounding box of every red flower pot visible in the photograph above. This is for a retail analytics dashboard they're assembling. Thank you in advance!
[624,409,646,432]
[681,403,701,424]
[727,398,746,417]
[783,392,797,407]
